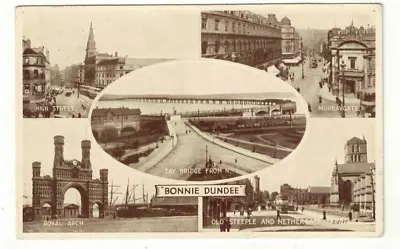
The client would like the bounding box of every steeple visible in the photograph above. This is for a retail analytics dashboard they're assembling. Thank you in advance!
[85,22,97,59]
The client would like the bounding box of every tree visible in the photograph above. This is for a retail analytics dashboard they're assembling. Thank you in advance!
[111,147,125,160]
[262,191,270,201]
[270,191,279,201]
[100,127,119,144]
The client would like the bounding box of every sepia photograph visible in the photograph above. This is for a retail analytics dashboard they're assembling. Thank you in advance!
[201,6,379,118]
[19,6,198,118]
[89,59,307,181]
[201,119,379,233]
[21,120,199,233]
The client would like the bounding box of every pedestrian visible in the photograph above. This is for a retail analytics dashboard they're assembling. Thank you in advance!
[277,209,282,220]
[301,206,304,213]
[319,96,322,104]
[348,210,353,221]
[219,218,226,232]
[226,217,231,232]
[322,211,327,220]
[78,113,81,118]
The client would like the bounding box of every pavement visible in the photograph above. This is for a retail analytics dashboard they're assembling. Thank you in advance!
[202,209,375,233]
[287,60,361,118]
[23,216,198,233]
[53,89,92,118]
[147,119,273,180]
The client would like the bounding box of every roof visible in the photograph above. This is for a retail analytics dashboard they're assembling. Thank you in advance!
[64,203,80,209]
[23,48,39,55]
[347,137,366,144]
[280,16,291,26]
[92,107,141,117]
[150,196,198,207]
[97,58,123,66]
[124,58,171,68]
[337,162,375,174]
[308,186,331,194]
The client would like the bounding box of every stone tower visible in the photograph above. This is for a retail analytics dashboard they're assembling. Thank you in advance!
[81,140,91,169]
[344,136,368,164]
[53,135,64,168]
[85,22,97,59]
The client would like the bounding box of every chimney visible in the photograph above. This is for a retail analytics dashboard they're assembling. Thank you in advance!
[26,39,31,49]
[32,161,41,178]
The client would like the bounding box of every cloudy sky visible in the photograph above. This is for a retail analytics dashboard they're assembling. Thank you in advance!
[18,5,380,69]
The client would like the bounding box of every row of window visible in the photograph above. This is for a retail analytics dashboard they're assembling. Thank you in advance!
[202,17,279,37]
[23,83,45,96]
[23,69,45,80]
[202,39,281,55]
[24,56,45,65]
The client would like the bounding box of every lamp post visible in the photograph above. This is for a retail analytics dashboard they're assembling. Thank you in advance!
[301,40,305,79]
[340,60,346,118]
[370,165,375,221]
[205,145,208,168]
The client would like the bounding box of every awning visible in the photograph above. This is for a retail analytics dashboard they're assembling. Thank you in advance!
[282,56,302,65]
[267,65,280,76]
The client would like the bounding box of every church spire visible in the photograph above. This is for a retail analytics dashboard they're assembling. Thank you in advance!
[85,22,97,59]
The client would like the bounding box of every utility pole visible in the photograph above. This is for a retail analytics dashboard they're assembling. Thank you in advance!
[301,40,305,79]
[109,181,122,208]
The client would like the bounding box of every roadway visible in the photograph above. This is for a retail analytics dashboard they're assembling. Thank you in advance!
[146,119,273,180]
[288,60,342,118]
[53,88,92,118]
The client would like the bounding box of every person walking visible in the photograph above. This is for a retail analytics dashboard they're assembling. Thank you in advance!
[322,210,327,220]
[277,209,282,220]
[226,217,231,232]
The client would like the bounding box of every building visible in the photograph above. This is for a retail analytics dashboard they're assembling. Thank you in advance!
[51,64,62,87]
[201,11,282,71]
[330,136,376,215]
[83,22,169,89]
[63,63,85,88]
[280,184,330,205]
[307,186,331,205]
[279,17,302,65]
[63,203,80,218]
[31,136,109,219]
[327,23,376,117]
[22,38,51,112]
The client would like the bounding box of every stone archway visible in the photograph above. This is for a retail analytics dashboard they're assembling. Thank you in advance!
[62,182,90,218]
[92,201,104,218]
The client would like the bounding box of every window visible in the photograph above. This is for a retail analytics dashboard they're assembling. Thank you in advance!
[23,69,30,79]
[201,18,207,29]
[215,40,220,54]
[33,58,38,64]
[201,41,208,55]
[349,57,357,69]
[24,84,30,94]
[120,66,123,70]
[214,19,219,30]
[232,22,235,32]
[225,21,228,31]
[33,70,39,78]
[24,57,29,64]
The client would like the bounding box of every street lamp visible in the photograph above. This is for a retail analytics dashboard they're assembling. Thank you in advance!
[340,60,346,118]
[370,165,375,221]
[301,40,305,79]
[205,145,208,168]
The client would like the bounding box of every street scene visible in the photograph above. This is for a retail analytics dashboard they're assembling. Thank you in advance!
[21,8,178,118]
[202,120,378,233]
[22,122,198,233]
[90,60,307,181]
[201,10,377,118]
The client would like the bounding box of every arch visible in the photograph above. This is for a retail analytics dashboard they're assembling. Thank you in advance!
[340,180,353,205]
[62,182,89,218]
[215,40,221,54]
[338,40,368,49]
[121,126,136,133]
[91,200,104,218]
[99,126,119,142]
[201,41,208,55]
[224,40,229,53]
[255,110,268,116]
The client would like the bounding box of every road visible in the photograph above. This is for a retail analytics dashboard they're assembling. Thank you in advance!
[23,216,198,233]
[288,60,343,118]
[147,119,273,180]
[53,89,92,118]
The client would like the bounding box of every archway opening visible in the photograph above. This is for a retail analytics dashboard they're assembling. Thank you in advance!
[255,110,268,116]
[41,203,52,217]
[92,203,100,218]
[63,186,88,218]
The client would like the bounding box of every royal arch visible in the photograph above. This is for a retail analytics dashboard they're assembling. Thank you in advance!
[31,135,109,219]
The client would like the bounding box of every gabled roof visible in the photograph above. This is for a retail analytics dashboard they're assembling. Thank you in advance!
[150,196,198,207]
[92,107,141,117]
[308,186,331,194]
[23,48,39,55]
[64,203,80,209]
[337,162,375,174]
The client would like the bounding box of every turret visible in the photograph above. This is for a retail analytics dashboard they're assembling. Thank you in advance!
[81,140,91,169]
[32,161,41,178]
[53,135,64,168]
[100,169,108,182]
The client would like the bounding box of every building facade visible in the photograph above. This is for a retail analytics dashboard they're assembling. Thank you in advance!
[280,184,330,205]
[31,136,109,219]
[22,38,51,111]
[328,23,376,116]
[279,17,302,65]
[330,136,376,215]
[201,11,282,70]
[83,22,169,89]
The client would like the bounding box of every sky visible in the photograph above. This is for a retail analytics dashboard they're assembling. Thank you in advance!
[98,59,306,114]
[256,118,377,193]
[18,5,380,69]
